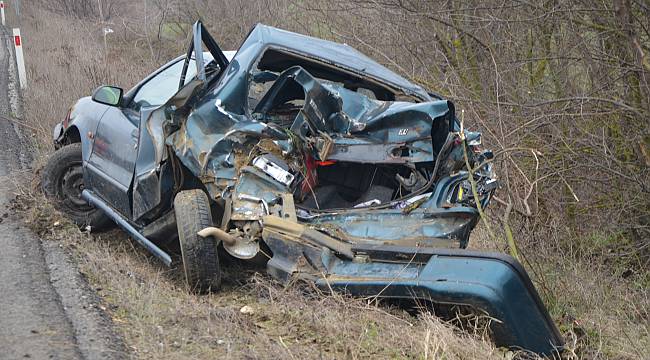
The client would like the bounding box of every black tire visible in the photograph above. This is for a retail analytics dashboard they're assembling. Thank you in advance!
[42,143,113,230]
[174,189,221,293]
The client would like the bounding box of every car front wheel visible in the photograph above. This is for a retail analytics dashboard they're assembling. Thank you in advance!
[42,143,112,230]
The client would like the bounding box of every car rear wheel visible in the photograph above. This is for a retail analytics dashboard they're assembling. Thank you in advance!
[174,189,221,293]
[42,143,112,230]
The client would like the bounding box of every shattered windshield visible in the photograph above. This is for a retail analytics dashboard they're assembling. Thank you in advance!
[244,47,421,132]
[246,47,414,107]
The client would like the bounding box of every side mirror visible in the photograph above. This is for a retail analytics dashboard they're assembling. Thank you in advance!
[92,86,123,107]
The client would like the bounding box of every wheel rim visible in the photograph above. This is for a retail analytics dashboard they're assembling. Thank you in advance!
[58,161,94,215]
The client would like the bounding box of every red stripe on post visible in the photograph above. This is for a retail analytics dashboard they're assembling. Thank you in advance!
[14,36,20,46]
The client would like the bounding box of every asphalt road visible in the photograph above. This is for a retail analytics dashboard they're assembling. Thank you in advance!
[0,26,126,359]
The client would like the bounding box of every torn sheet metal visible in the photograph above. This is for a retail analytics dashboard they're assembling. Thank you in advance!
[148,24,495,253]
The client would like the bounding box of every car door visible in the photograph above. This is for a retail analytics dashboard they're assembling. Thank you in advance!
[86,59,190,218]
[85,104,139,217]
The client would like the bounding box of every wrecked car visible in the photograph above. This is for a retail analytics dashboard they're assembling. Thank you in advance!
[42,22,563,355]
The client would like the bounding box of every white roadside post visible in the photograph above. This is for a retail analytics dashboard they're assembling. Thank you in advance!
[1,2,6,26]
[103,27,113,61]
[12,28,26,89]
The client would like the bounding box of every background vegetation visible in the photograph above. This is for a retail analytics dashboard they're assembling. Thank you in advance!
[6,0,649,358]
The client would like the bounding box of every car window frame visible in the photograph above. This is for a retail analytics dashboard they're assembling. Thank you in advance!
[121,56,186,111]
[127,59,190,112]
[122,53,218,113]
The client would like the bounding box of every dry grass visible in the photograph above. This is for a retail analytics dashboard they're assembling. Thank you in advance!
[14,185,503,360]
[468,224,650,359]
[13,3,650,360]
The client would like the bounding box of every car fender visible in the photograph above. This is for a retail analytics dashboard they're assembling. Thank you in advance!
[55,97,109,163]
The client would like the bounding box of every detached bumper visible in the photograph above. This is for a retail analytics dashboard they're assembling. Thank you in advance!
[316,245,564,356]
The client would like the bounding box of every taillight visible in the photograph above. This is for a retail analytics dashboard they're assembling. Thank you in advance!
[315,160,336,166]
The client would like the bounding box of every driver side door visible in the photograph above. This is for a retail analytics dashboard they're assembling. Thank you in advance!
[85,59,190,219]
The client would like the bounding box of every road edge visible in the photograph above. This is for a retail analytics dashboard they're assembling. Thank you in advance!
[2,24,129,360]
